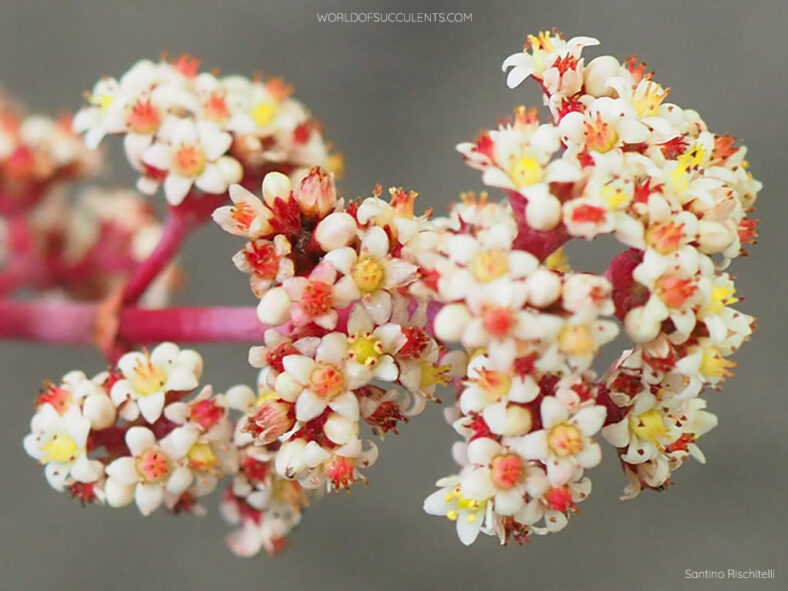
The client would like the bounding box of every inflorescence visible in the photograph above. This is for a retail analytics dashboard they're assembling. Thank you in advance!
[11,32,760,555]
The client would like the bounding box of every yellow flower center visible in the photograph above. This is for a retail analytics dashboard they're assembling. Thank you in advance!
[470,249,510,283]
[351,257,385,293]
[92,92,115,111]
[631,81,670,117]
[708,283,738,314]
[600,185,629,209]
[559,324,599,356]
[444,486,487,523]
[585,114,618,153]
[471,368,511,402]
[252,101,276,126]
[188,442,220,473]
[41,434,79,464]
[630,409,668,443]
[699,347,736,381]
[547,424,584,456]
[130,357,167,396]
[509,156,543,186]
[347,332,384,366]
[420,361,451,389]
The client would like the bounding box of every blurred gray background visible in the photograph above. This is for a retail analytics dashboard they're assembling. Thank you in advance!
[1,1,786,590]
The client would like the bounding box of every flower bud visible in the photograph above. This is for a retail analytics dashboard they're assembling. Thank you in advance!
[584,56,620,97]
[323,413,358,445]
[314,212,357,251]
[296,167,337,218]
[525,194,561,230]
[82,393,116,430]
[434,303,471,342]
[257,287,291,326]
[697,220,734,254]
[246,399,294,444]
[526,268,562,307]
[261,171,292,208]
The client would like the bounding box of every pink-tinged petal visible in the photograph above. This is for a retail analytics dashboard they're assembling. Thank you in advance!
[361,226,389,259]
[164,174,193,206]
[137,392,166,423]
[166,466,194,495]
[572,405,606,436]
[310,260,337,284]
[460,467,494,501]
[135,483,164,516]
[466,437,501,465]
[540,396,569,428]
[328,391,359,421]
[295,389,327,422]
[494,488,525,516]
[515,430,548,461]
[106,457,139,486]
[282,355,315,384]
[546,460,573,487]
[125,426,156,456]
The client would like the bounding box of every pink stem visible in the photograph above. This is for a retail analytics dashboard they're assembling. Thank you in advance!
[0,300,264,346]
[121,192,228,304]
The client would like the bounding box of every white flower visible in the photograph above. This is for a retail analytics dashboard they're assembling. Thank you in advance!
[501,32,599,89]
[104,425,198,515]
[514,396,605,486]
[424,475,489,545]
[461,438,548,517]
[24,405,102,491]
[141,118,241,204]
[111,342,203,423]
[324,226,418,324]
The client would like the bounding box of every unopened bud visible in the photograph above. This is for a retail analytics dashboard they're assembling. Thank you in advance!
[584,56,620,97]
[257,287,291,326]
[246,399,294,444]
[261,171,293,208]
[314,212,357,251]
[697,220,734,254]
[296,167,337,217]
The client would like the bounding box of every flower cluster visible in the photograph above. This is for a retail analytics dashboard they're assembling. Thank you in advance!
[19,31,761,557]
[420,197,614,543]
[23,343,239,515]
[0,95,100,205]
[73,55,340,205]
[215,170,463,498]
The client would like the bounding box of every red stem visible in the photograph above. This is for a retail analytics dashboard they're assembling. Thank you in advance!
[0,300,264,346]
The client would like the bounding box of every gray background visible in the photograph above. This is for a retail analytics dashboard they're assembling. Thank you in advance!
[1,1,786,590]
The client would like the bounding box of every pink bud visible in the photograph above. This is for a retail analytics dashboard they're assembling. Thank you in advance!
[295,167,337,218]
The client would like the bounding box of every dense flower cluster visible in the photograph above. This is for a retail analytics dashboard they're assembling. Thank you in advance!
[73,55,340,205]
[421,29,759,545]
[215,170,464,495]
[19,32,760,556]
[23,343,233,514]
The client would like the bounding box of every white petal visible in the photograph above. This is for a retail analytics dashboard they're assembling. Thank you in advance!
[135,483,164,516]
